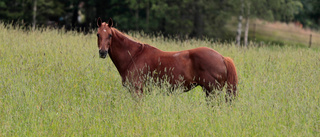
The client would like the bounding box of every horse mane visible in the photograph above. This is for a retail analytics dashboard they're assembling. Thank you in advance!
[111,28,142,45]
[110,26,159,51]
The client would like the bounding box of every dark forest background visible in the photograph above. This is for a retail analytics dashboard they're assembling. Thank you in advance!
[1,0,320,40]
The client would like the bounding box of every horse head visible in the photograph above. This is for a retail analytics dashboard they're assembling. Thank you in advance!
[97,17,113,58]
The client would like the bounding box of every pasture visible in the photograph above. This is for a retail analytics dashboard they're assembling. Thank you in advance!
[0,23,319,136]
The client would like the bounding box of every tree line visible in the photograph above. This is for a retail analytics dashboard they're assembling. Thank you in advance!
[0,0,319,42]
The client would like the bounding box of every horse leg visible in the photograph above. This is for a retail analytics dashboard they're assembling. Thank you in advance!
[200,78,226,105]
[225,83,237,102]
[225,88,233,102]
[132,80,144,97]
[201,84,216,104]
[124,76,144,98]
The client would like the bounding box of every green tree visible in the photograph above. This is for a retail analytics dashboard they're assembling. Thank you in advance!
[149,0,235,39]
[0,0,64,27]
[295,0,320,29]
[0,0,31,24]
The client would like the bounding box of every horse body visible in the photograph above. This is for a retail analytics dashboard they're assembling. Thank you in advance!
[140,46,228,92]
[97,18,238,99]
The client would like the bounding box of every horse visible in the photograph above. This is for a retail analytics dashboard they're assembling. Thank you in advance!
[96,17,238,101]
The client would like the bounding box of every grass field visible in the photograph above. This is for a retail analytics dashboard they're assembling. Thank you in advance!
[0,23,319,136]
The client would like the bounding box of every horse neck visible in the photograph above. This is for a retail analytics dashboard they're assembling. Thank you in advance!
[108,28,142,75]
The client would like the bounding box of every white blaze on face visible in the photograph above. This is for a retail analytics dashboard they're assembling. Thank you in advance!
[103,29,106,32]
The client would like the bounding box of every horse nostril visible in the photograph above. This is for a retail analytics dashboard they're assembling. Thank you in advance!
[99,50,108,58]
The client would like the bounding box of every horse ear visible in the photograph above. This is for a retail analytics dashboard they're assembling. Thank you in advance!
[108,18,113,27]
[97,17,102,27]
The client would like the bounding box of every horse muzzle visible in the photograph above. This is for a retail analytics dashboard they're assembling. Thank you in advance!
[99,50,108,59]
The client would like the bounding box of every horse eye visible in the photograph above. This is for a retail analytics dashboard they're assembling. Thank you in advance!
[109,34,112,38]
[97,34,100,37]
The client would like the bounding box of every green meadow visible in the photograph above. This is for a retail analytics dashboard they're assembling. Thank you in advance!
[0,23,319,136]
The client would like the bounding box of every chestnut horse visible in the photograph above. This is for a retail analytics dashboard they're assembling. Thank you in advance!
[96,18,238,100]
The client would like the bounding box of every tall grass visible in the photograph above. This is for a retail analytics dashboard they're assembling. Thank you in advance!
[0,23,319,136]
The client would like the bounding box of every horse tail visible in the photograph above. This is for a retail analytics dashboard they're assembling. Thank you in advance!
[223,57,238,97]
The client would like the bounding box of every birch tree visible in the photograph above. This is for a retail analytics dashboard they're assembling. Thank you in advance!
[244,1,250,47]
[32,0,37,31]
[236,0,244,46]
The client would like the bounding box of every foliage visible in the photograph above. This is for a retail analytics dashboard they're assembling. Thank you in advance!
[233,0,303,22]
[295,0,320,29]
[0,0,65,25]
[0,23,319,136]
[0,0,316,39]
